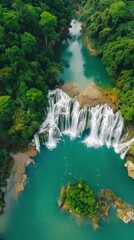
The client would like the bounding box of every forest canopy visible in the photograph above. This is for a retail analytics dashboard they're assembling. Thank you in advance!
[80,0,134,122]
[0,0,73,191]
[0,0,73,148]
[59,181,98,217]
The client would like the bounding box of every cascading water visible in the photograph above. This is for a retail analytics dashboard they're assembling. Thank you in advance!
[34,134,40,152]
[35,88,134,159]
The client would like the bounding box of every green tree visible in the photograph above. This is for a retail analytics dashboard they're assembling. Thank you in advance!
[60,181,98,217]
[26,88,44,103]
[1,11,19,31]
[21,32,36,55]
[0,96,14,123]
[39,11,57,45]
[109,1,126,24]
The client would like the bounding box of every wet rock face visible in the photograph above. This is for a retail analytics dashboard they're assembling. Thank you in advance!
[125,161,134,179]
[0,190,5,214]
[117,209,134,223]
[60,83,79,98]
[60,82,119,111]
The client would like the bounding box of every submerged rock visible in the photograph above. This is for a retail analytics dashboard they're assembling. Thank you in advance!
[97,189,134,225]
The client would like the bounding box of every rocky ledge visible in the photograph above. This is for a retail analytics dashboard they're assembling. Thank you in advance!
[117,208,134,223]
[125,143,134,179]
[61,82,119,111]
[125,160,134,179]
[10,147,37,194]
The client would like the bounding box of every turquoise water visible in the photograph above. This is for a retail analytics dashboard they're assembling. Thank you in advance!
[57,20,114,91]
[2,137,134,240]
[0,19,134,240]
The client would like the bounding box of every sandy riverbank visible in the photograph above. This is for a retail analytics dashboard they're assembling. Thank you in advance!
[84,35,97,56]
[9,147,37,195]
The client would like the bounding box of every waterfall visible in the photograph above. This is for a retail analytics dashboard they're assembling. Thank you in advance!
[34,134,40,152]
[34,88,134,159]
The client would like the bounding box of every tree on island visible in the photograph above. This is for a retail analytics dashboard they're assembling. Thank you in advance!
[59,181,98,217]
[59,182,134,228]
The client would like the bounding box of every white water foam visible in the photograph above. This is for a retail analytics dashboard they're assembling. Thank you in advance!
[34,89,134,159]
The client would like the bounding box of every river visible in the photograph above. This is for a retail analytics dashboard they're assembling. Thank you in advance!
[0,20,134,240]
[57,20,114,90]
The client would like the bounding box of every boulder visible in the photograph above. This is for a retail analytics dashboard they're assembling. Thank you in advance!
[125,161,134,179]
[117,209,134,223]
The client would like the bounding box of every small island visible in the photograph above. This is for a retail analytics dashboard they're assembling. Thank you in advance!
[58,181,98,217]
[58,181,134,229]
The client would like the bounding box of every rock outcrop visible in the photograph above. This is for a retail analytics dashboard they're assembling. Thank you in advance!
[10,147,36,194]
[117,209,134,223]
[60,82,119,111]
[60,83,79,98]
[98,189,134,225]
[125,160,134,179]
[125,143,134,179]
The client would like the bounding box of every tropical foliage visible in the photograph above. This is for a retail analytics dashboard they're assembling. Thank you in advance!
[0,0,73,200]
[60,181,98,216]
[80,0,134,122]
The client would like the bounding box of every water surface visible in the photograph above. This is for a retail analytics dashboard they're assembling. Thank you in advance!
[57,20,114,91]
[1,138,134,240]
[0,19,133,240]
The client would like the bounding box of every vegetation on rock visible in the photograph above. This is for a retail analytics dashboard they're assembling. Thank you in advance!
[59,182,134,228]
[59,181,98,217]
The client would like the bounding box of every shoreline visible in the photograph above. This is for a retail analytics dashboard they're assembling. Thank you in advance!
[0,147,37,214]
[9,147,37,195]
[82,23,97,56]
